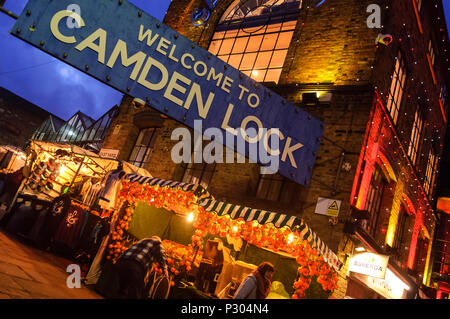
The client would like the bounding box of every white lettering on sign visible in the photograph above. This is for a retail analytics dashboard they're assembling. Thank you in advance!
[48,12,307,171]
[348,252,389,279]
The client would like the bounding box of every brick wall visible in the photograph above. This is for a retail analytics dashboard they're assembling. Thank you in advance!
[0,87,52,148]
[101,95,140,162]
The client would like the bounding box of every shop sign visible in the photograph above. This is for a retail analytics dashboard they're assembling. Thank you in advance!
[348,252,389,279]
[99,148,119,159]
[352,269,410,299]
[11,0,324,186]
[314,197,341,217]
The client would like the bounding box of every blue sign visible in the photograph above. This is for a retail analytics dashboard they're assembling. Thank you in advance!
[11,0,324,186]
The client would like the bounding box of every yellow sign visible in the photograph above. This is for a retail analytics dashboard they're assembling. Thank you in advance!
[314,197,341,217]
[327,201,339,216]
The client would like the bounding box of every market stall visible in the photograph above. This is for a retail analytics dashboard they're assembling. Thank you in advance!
[0,145,26,173]
[95,173,342,299]
[1,140,152,276]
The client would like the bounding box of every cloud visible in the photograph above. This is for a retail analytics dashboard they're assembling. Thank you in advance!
[0,0,171,121]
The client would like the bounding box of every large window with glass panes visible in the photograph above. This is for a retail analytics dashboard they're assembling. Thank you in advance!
[208,0,301,83]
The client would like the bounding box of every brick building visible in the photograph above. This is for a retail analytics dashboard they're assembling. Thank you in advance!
[434,110,450,299]
[99,0,449,298]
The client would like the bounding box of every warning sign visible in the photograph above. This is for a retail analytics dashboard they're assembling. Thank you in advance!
[314,197,342,217]
[327,201,340,215]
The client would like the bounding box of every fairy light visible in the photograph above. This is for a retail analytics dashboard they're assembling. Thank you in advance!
[288,233,294,244]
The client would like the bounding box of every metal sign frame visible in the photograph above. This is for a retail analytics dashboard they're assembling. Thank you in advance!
[11,0,324,186]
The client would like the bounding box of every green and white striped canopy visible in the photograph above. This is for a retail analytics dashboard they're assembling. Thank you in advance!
[125,173,212,199]
[199,198,342,271]
[124,173,341,271]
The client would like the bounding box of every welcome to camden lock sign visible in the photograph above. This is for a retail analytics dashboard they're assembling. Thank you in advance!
[11,0,324,186]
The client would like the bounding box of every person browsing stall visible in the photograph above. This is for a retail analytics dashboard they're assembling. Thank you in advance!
[113,236,168,299]
[233,262,275,299]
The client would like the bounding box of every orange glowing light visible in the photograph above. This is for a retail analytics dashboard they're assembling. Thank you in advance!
[437,198,450,214]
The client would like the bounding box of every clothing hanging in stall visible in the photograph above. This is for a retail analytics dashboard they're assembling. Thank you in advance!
[53,203,87,249]
[76,213,110,255]
[84,180,102,207]
[98,168,125,210]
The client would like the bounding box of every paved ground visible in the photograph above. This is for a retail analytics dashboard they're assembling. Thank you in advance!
[0,229,102,299]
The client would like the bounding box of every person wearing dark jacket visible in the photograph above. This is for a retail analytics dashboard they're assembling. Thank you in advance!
[112,236,168,299]
[233,262,275,299]
[0,168,24,206]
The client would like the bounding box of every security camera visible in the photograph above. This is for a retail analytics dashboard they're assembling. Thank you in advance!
[328,216,338,226]
[132,97,145,108]
[376,33,393,46]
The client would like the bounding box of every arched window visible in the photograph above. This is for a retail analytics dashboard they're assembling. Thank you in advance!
[208,0,302,83]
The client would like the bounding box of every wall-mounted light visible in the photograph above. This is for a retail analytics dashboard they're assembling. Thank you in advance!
[355,246,366,252]
[318,92,333,103]
[302,92,319,106]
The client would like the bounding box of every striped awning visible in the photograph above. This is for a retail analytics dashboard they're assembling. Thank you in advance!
[125,174,212,199]
[199,198,342,271]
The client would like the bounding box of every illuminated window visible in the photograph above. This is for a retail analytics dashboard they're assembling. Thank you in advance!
[386,52,407,125]
[407,108,423,165]
[128,128,159,168]
[428,40,435,66]
[423,150,437,196]
[255,173,297,203]
[208,0,302,83]
[364,165,387,237]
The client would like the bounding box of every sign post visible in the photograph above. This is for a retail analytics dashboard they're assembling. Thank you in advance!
[11,0,324,186]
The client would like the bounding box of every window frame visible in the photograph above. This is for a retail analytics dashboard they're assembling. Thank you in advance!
[407,107,424,166]
[423,149,437,196]
[128,127,159,168]
[208,1,301,83]
[440,85,447,108]
[255,173,297,203]
[364,165,387,237]
[181,162,216,189]
[386,51,407,125]
[393,205,407,250]
[415,0,422,12]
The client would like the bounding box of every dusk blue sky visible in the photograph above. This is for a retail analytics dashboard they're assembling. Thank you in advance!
[0,0,449,121]
[0,0,172,120]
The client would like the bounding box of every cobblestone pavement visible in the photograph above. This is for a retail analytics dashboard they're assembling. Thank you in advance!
[0,230,102,299]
